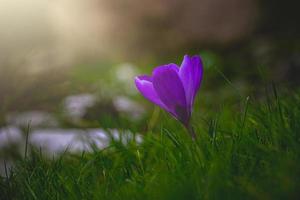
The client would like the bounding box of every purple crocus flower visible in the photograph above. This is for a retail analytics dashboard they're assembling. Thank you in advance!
[135,55,203,138]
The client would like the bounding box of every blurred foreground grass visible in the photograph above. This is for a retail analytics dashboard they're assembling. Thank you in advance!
[0,87,299,200]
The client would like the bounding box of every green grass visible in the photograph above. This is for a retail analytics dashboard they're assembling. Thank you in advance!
[1,88,300,200]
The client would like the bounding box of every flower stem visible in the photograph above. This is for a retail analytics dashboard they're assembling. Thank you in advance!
[186,125,196,140]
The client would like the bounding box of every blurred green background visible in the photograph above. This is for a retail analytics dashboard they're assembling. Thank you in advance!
[0,0,299,130]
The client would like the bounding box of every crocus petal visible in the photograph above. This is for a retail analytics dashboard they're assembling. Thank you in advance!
[179,55,203,108]
[153,63,179,74]
[152,64,189,124]
[134,75,170,112]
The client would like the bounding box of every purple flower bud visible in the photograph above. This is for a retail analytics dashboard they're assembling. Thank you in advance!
[135,55,203,128]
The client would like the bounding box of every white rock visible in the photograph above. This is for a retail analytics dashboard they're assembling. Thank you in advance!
[0,127,143,175]
[6,111,58,128]
[29,128,142,155]
[64,94,96,121]
[0,126,23,148]
[113,96,145,120]
[0,126,142,156]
